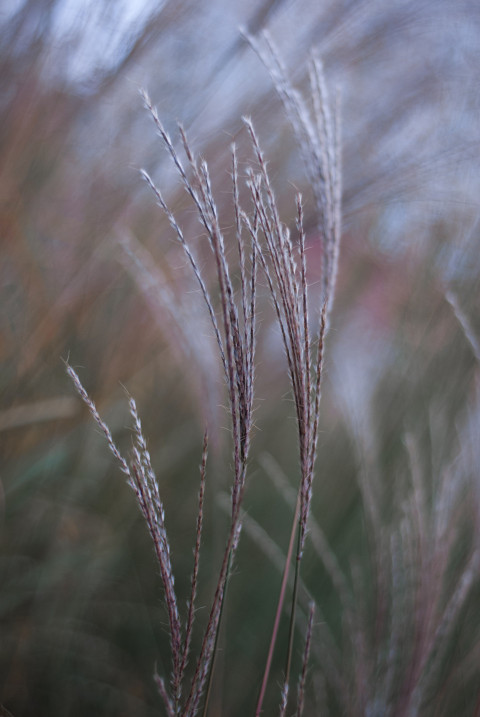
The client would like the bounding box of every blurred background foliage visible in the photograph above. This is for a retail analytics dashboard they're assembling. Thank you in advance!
[2,0,480,715]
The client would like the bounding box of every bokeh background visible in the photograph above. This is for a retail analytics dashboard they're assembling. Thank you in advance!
[2,1,480,715]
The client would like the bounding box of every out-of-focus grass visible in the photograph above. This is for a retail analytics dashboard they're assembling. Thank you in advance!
[2,1,480,715]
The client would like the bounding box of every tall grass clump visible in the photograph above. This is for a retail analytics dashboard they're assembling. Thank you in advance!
[67,33,339,716]
[65,31,480,717]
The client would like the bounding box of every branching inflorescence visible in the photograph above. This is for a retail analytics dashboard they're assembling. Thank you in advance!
[66,32,340,717]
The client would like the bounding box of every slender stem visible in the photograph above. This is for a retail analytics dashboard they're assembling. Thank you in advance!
[255,491,301,715]
[202,548,233,717]
[284,521,303,692]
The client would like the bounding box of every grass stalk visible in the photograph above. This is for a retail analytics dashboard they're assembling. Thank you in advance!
[255,490,301,716]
